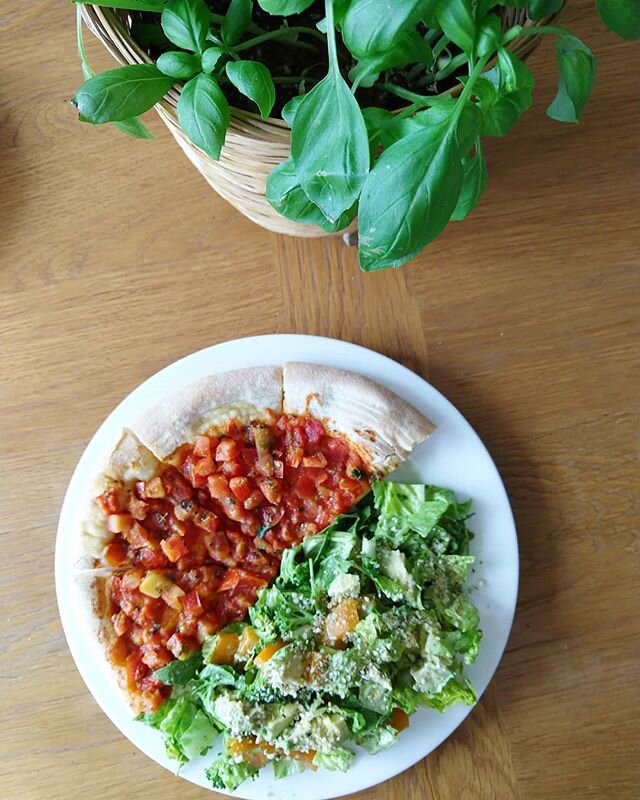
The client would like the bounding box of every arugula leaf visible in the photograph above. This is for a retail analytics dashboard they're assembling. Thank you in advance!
[226,61,276,118]
[177,73,230,159]
[451,144,487,221]
[157,50,202,79]
[161,0,212,53]
[596,0,640,40]
[257,0,315,14]
[154,650,203,685]
[342,0,429,59]
[222,0,252,46]
[358,124,463,271]
[73,64,174,123]
[547,33,598,123]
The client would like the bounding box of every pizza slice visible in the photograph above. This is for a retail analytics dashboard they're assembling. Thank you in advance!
[74,364,433,712]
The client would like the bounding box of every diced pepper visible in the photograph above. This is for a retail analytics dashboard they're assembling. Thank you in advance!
[208,632,240,664]
[144,476,166,498]
[254,640,286,667]
[389,707,410,732]
[139,570,174,599]
[160,534,189,563]
[237,626,260,659]
[324,598,360,644]
[161,582,185,611]
[193,435,212,458]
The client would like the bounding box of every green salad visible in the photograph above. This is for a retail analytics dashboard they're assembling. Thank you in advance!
[137,480,481,791]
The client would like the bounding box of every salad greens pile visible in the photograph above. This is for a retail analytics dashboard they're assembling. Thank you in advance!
[137,480,481,791]
[71,0,639,270]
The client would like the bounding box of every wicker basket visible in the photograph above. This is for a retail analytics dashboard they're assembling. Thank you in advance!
[82,5,553,238]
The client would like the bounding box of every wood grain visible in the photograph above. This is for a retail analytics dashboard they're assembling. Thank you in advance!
[0,2,638,799]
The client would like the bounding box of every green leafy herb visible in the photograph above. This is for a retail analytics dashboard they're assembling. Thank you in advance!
[73,64,174,123]
[547,34,598,123]
[596,0,640,40]
[222,0,252,46]
[451,143,487,222]
[157,50,202,79]
[201,46,224,74]
[161,0,212,53]
[177,73,230,159]
[226,60,276,117]
[257,0,315,14]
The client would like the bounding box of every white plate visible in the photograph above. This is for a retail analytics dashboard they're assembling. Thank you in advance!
[55,334,518,800]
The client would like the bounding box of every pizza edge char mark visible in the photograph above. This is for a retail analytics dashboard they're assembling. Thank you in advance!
[73,363,434,712]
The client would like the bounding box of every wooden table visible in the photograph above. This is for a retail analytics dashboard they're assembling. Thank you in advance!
[1,2,638,798]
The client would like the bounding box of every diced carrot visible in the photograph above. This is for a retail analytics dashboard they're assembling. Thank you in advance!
[291,749,317,769]
[254,640,286,667]
[324,598,360,645]
[389,707,410,732]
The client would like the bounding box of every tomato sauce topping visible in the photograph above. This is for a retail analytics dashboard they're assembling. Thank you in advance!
[97,414,370,710]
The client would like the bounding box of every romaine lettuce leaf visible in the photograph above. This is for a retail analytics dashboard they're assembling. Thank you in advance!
[206,755,259,791]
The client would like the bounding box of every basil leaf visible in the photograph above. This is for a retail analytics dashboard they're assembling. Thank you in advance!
[478,49,534,136]
[527,0,564,19]
[451,145,487,221]
[222,0,252,46]
[72,0,167,9]
[114,116,155,139]
[362,107,396,155]
[291,70,369,223]
[226,61,275,118]
[72,64,174,123]
[257,0,315,14]
[131,21,172,49]
[177,73,230,159]
[349,30,433,89]
[266,158,357,232]
[281,95,304,126]
[161,0,212,53]
[547,34,598,123]
[157,50,202,79]
[358,125,464,271]
[476,13,502,58]
[435,0,476,55]
[342,0,429,59]
[596,0,640,40]
[201,47,224,74]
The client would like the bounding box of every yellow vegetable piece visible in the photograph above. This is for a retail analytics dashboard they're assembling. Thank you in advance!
[324,598,360,645]
[237,626,260,659]
[254,640,286,667]
[209,632,240,664]
[139,570,173,598]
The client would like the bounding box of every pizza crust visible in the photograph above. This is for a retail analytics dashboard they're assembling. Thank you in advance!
[74,429,160,570]
[282,362,434,476]
[131,365,283,460]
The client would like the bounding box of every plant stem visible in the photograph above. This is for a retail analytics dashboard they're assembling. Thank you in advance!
[325,0,338,73]
[233,25,325,53]
[377,83,436,105]
[502,23,565,45]
[432,34,451,59]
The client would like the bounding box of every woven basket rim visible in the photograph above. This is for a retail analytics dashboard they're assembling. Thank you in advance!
[82,4,557,125]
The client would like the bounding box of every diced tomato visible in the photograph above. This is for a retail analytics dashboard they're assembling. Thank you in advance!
[305,468,329,485]
[144,476,166,498]
[193,435,212,458]
[273,459,284,479]
[104,540,128,567]
[136,547,169,569]
[295,475,316,499]
[257,477,282,504]
[339,477,363,494]
[218,568,240,592]
[163,467,194,500]
[261,505,284,530]
[140,644,172,671]
[239,447,258,467]
[111,610,131,637]
[324,437,349,464]
[125,650,147,692]
[302,453,327,468]
[207,473,230,500]
[303,417,324,445]
[125,521,156,549]
[97,487,124,514]
[243,489,264,510]
[203,530,232,563]
[222,460,246,478]
[292,426,306,448]
[229,477,252,502]
[182,590,205,618]
[288,446,304,468]
[160,533,189,563]
[194,456,214,477]
[193,508,219,533]
[216,437,239,462]
[128,495,149,520]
